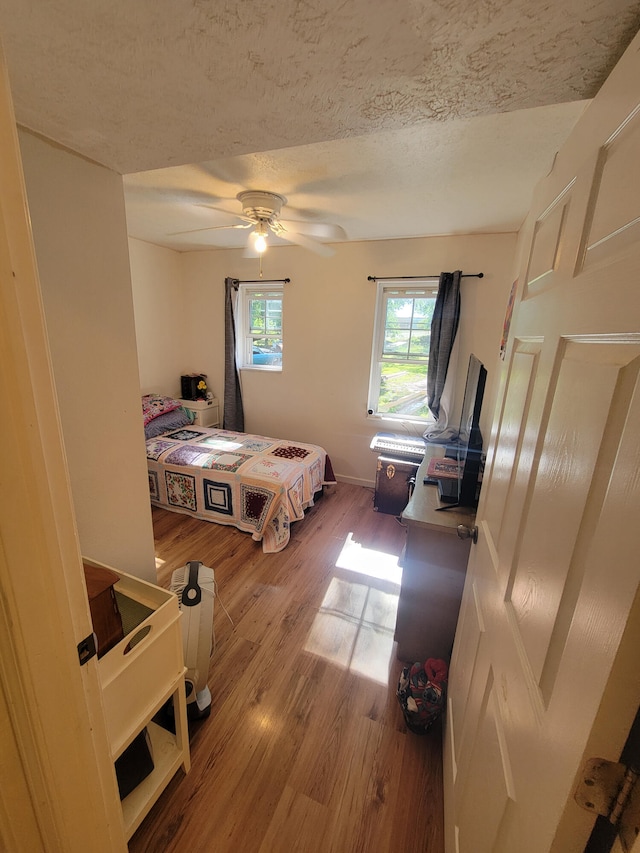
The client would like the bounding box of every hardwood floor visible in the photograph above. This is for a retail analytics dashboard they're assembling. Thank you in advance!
[128,483,445,853]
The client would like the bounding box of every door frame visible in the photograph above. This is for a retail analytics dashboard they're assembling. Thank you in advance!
[0,38,125,852]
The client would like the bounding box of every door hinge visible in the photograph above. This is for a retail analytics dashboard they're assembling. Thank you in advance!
[77,632,97,666]
[575,757,640,852]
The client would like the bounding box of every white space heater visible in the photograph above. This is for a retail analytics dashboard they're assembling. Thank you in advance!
[170,561,215,720]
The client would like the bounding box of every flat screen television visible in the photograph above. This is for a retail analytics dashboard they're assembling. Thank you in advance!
[438,354,487,508]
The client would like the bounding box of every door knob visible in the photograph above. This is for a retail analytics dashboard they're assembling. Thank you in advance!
[456,524,478,544]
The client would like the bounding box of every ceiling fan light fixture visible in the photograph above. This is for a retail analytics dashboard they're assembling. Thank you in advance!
[237,190,286,221]
[252,220,269,253]
[253,229,268,254]
[177,188,341,258]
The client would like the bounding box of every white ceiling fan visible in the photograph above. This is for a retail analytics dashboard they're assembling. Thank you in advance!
[170,190,346,256]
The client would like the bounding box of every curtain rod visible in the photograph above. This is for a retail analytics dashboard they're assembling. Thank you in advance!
[231,278,291,285]
[367,273,483,282]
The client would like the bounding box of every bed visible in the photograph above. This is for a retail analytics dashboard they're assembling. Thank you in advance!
[143,395,336,553]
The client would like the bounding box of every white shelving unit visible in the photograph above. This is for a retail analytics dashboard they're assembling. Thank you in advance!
[84,559,191,841]
[179,397,220,428]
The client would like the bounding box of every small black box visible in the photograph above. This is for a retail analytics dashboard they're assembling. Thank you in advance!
[115,728,154,800]
[181,374,205,401]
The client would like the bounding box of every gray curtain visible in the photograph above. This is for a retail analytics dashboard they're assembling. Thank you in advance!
[427,270,461,422]
[223,277,245,431]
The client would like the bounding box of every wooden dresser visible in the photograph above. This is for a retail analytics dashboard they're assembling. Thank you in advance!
[396,448,476,663]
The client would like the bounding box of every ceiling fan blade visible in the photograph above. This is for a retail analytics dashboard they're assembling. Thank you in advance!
[276,228,335,257]
[167,223,252,236]
[279,219,346,241]
[195,203,256,223]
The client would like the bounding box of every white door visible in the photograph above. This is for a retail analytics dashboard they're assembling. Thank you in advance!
[444,31,640,853]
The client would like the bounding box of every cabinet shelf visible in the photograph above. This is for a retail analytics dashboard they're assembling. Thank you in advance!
[121,720,185,839]
[83,559,190,842]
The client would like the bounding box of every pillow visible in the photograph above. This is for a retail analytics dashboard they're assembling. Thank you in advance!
[144,407,192,439]
[142,394,182,426]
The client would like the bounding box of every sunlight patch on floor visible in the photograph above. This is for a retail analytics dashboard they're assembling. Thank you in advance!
[304,533,401,685]
[335,532,403,585]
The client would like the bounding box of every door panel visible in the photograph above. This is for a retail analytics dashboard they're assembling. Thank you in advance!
[449,580,486,781]
[484,344,539,546]
[485,341,543,582]
[583,106,640,269]
[444,31,640,853]
[525,182,573,293]
[457,669,515,853]
[508,341,640,685]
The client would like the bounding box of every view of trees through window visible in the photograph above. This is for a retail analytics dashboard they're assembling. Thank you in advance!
[378,293,436,418]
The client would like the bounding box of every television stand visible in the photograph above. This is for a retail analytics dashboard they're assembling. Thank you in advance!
[396,448,476,662]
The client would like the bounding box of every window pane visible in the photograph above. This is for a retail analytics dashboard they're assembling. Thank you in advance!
[378,360,429,417]
[265,300,282,333]
[369,282,437,420]
[251,338,282,367]
[383,296,434,362]
[240,284,284,370]
[249,297,282,336]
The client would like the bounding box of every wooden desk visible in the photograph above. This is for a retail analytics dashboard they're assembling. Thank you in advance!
[396,448,476,662]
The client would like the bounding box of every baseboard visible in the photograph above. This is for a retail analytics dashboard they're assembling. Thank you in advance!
[332,474,375,489]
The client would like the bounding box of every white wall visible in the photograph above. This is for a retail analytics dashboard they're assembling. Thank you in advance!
[129,237,190,397]
[19,131,156,581]
[131,232,517,486]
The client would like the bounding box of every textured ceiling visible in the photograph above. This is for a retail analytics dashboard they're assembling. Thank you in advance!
[0,0,638,250]
[122,102,589,250]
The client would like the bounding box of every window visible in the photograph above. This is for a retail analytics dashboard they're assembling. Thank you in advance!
[237,282,283,370]
[368,280,438,421]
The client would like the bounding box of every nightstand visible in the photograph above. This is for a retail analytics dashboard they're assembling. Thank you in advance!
[179,398,220,428]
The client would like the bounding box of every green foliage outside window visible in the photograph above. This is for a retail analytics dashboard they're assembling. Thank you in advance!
[249,297,282,336]
[378,362,430,417]
[375,294,435,418]
[383,297,434,360]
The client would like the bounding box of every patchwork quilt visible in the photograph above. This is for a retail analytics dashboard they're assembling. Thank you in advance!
[146,427,335,553]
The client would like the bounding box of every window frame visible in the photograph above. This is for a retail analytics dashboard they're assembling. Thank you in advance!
[236,281,284,371]
[367,278,439,423]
